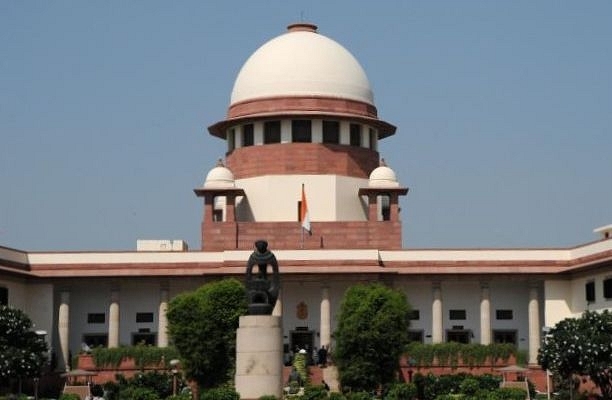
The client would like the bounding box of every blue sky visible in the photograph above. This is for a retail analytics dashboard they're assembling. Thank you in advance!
[1,1,611,251]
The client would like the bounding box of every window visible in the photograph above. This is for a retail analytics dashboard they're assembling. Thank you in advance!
[242,124,254,147]
[493,330,517,345]
[350,124,361,146]
[604,278,612,299]
[449,309,466,320]
[264,121,281,144]
[292,120,311,142]
[136,312,154,323]
[446,330,471,344]
[407,330,424,343]
[408,309,420,320]
[132,332,156,346]
[212,209,223,222]
[83,333,108,348]
[495,309,513,320]
[87,313,105,324]
[0,287,7,306]
[586,281,595,303]
[322,120,340,144]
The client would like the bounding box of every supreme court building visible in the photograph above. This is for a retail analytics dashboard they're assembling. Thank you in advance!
[1,23,611,372]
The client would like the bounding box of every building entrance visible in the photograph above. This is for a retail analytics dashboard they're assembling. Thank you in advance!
[290,329,314,363]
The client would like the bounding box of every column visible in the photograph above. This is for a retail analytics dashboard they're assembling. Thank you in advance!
[58,291,70,371]
[431,283,443,344]
[158,288,169,348]
[367,194,377,222]
[320,287,331,349]
[108,290,120,348]
[389,193,400,221]
[225,194,236,222]
[480,283,491,345]
[272,288,282,317]
[528,284,540,365]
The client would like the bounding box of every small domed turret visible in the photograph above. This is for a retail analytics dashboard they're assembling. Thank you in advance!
[368,159,400,188]
[203,159,235,189]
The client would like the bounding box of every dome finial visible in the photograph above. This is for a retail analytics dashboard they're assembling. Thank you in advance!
[216,158,225,167]
[380,158,387,167]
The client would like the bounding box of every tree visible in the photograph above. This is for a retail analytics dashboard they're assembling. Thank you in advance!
[166,278,247,389]
[0,305,48,386]
[333,283,411,393]
[538,310,612,399]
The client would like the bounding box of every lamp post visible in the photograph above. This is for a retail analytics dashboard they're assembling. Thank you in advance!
[170,359,180,396]
[34,329,47,400]
[542,326,552,400]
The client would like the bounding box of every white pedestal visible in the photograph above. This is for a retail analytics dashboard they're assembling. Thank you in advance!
[235,315,283,400]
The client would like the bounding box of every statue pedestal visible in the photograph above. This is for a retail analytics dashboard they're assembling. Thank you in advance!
[235,315,283,400]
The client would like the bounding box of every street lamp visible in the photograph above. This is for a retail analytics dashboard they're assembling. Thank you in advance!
[170,359,180,396]
[34,330,48,400]
[542,327,552,400]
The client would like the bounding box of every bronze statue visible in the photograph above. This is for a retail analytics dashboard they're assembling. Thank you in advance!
[245,240,280,315]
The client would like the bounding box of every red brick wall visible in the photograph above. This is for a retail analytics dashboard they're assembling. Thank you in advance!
[202,220,402,251]
[226,143,379,179]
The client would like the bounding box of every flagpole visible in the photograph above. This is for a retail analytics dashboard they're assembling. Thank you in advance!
[301,183,305,249]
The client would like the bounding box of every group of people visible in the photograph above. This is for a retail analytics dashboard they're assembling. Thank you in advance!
[315,345,328,367]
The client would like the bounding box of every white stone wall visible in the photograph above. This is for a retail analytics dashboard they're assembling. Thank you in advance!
[236,175,369,222]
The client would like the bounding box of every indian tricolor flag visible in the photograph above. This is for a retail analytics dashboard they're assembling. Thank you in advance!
[300,184,312,235]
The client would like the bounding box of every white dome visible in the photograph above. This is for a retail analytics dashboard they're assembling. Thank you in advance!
[369,165,400,188]
[230,24,374,106]
[204,164,235,189]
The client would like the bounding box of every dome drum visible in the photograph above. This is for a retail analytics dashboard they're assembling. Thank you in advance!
[225,142,380,180]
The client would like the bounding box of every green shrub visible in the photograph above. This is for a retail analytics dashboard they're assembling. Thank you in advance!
[119,386,160,400]
[303,384,328,400]
[258,395,278,400]
[58,394,81,400]
[90,345,180,368]
[493,387,528,400]
[167,394,192,400]
[345,391,371,400]
[434,395,465,400]
[386,382,418,400]
[293,352,309,386]
[329,393,347,400]
[200,387,240,400]
[129,371,173,398]
[459,378,480,396]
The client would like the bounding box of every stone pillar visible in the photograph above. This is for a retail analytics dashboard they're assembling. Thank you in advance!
[108,290,120,348]
[432,283,443,344]
[528,284,540,365]
[272,288,282,317]
[158,288,169,347]
[226,194,236,222]
[58,291,70,371]
[480,283,491,345]
[235,315,283,399]
[367,194,377,221]
[389,193,400,221]
[320,287,331,349]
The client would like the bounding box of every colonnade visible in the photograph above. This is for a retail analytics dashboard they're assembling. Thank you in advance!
[57,281,543,370]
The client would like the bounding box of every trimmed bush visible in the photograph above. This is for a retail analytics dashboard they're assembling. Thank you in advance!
[199,387,240,400]
[59,394,81,400]
[302,384,328,400]
[386,382,418,400]
[119,386,160,400]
